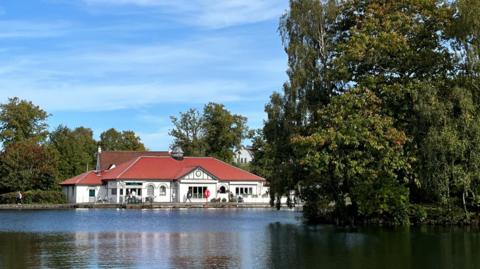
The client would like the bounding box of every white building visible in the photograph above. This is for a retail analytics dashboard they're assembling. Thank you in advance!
[234,146,254,165]
[60,148,269,204]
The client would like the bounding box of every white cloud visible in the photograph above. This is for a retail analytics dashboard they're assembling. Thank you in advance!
[0,32,286,112]
[0,80,252,111]
[80,0,288,28]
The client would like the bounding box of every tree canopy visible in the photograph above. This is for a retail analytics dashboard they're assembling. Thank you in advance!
[252,0,480,224]
[99,128,146,151]
[0,97,49,146]
[169,103,248,163]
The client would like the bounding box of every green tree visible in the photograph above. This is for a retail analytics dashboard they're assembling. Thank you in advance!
[72,127,97,169]
[0,97,49,146]
[202,103,248,162]
[99,128,146,151]
[0,140,59,193]
[293,89,411,224]
[49,125,97,180]
[169,108,205,156]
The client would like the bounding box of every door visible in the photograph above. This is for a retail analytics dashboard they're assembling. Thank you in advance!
[88,189,96,203]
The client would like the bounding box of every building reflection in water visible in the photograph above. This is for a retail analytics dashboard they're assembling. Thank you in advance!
[0,231,248,268]
[2,223,480,268]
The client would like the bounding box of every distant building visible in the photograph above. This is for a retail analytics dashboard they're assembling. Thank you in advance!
[60,147,269,204]
[234,146,253,165]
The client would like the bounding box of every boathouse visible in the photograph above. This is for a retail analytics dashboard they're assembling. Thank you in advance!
[60,147,269,204]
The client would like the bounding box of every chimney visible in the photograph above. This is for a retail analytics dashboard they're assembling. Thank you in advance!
[96,146,102,173]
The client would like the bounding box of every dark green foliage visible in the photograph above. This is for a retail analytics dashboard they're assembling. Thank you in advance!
[99,128,146,151]
[169,103,248,163]
[0,140,59,194]
[169,108,205,156]
[255,0,480,225]
[292,89,411,224]
[0,190,66,204]
[0,97,49,146]
[49,125,97,180]
[202,103,248,162]
[0,97,150,201]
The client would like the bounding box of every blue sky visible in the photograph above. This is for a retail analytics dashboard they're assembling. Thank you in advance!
[0,0,289,150]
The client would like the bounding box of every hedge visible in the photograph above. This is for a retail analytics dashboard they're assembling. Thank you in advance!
[0,190,67,204]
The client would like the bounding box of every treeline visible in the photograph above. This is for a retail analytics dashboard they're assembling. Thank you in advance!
[0,98,250,196]
[0,97,146,194]
[250,0,480,225]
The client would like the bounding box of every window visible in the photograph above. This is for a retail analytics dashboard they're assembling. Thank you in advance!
[111,188,117,195]
[219,186,226,194]
[188,186,207,198]
[147,185,154,197]
[235,187,253,196]
[159,186,166,196]
[120,189,123,195]
[89,189,95,197]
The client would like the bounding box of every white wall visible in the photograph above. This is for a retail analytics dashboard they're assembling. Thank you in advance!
[106,180,175,203]
[68,178,269,204]
[73,185,105,203]
[234,148,253,164]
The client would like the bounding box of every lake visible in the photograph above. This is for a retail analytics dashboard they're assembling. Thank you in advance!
[0,209,479,268]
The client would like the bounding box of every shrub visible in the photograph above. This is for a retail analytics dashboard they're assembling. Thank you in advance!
[221,198,227,203]
[0,192,17,204]
[408,204,428,223]
[0,190,67,204]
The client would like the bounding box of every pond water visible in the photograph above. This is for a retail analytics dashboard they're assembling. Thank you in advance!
[0,209,479,268]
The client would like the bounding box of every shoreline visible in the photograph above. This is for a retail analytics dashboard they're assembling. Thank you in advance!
[0,202,300,210]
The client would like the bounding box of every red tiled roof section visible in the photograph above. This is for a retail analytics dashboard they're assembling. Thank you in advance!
[99,151,170,170]
[102,156,264,181]
[60,171,103,185]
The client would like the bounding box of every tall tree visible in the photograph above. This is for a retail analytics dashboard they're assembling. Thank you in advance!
[0,140,59,193]
[99,128,146,151]
[202,103,248,162]
[72,127,97,169]
[261,0,340,202]
[0,97,49,146]
[49,125,97,180]
[293,89,411,224]
[169,108,205,156]
[257,0,480,223]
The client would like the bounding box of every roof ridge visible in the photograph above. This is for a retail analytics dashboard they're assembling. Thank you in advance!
[116,156,143,179]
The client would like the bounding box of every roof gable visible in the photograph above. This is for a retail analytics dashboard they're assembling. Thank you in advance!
[178,167,216,181]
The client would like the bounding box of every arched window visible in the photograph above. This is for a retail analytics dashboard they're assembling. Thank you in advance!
[219,186,226,194]
[147,185,154,197]
[159,185,166,196]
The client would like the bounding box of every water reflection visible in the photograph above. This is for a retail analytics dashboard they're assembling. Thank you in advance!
[0,210,479,268]
[264,224,480,269]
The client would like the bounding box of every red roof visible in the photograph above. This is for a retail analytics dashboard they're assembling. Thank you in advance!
[99,151,170,170]
[60,156,264,185]
[60,171,103,185]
